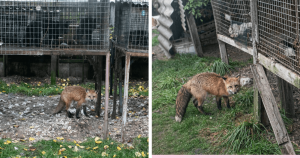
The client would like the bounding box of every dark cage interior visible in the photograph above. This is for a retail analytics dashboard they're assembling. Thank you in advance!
[0,0,110,53]
[114,0,148,52]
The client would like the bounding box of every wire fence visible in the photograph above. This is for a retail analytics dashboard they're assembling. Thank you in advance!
[211,0,300,75]
[0,0,110,53]
[211,0,252,48]
[114,0,148,53]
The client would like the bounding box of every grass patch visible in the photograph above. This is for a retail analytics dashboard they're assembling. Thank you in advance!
[152,35,159,46]
[152,54,285,155]
[152,30,159,34]
[0,136,148,158]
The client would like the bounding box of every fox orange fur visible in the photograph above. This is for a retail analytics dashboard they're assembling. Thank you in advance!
[175,72,240,122]
[52,86,98,118]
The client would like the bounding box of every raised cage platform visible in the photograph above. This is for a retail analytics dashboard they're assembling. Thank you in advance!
[0,0,110,55]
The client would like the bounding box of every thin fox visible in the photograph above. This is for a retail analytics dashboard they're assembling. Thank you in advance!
[52,86,98,118]
[175,72,240,122]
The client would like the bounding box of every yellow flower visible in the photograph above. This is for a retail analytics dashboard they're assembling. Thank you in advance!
[73,140,77,143]
[0,147,3,150]
[60,145,63,147]
[101,152,107,156]
[62,84,65,87]
[138,135,141,138]
[117,146,121,151]
[63,156,67,158]
[104,145,109,149]
[142,152,146,157]
[37,84,40,86]
[147,138,149,142]
[111,142,114,145]
[23,148,27,151]
[53,139,57,142]
[2,91,5,92]
[93,146,98,150]
[29,137,35,141]
[42,151,46,155]
[60,148,66,152]
[107,137,109,140]
[76,144,80,146]
[95,140,102,144]
[4,140,11,144]
[113,154,116,158]
[86,147,90,150]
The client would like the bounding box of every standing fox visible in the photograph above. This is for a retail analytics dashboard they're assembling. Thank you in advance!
[175,72,240,122]
[52,86,98,118]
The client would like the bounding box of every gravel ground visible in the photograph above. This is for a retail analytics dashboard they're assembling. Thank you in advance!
[0,92,148,146]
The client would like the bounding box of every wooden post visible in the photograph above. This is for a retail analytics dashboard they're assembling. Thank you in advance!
[121,53,130,142]
[218,40,228,64]
[118,56,123,116]
[277,77,295,118]
[95,56,103,117]
[103,52,110,140]
[186,13,204,57]
[3,55,6,77]
[51,55,57,85]
[112,52,118,119]
[251,64,295,155]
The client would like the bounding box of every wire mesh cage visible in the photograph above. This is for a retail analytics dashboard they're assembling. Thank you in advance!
[211,0,252,48]
[0,0,110,54]
[257,0,300,74]
[114,0,148,53]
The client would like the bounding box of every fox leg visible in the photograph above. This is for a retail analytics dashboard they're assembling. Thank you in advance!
[65,102,74,118]
[216,96,222,110]
[75,101,85,119]
[83,105,89,117]
[192,88,209,115]
[223,96,230,108]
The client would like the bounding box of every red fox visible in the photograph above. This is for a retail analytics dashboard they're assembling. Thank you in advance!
[175,72,240,122]
[52,86,98,118]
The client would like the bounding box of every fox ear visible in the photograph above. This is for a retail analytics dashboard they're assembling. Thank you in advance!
[222,77,227,80]
[86,89,89,93]
[235,74,240,79]
[95,90,99,94]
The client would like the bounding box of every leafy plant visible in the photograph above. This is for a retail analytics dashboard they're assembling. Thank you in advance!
[184,0,211,19]
[211,59,232,76]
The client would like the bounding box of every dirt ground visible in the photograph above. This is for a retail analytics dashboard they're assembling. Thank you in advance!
[0,77,148,146]
[152,40,300,149]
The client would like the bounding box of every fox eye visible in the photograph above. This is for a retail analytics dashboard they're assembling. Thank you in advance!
[89,96,91,97]
[235,85,238,88]
[229,86,232,88]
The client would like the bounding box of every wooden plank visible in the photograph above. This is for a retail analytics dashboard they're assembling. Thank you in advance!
[186,13,204,57]
[217,34,253,56]
[51,55,57,85]
[251,64,295,154]
[121,53,131,142]
[277,77,295,118]
[103,52,110,140]
[218,40,228,64]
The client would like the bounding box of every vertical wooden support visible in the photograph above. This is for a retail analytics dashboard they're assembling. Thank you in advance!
[82,57,85,83]
[112,52,118,119]
[95,56,103,117]
[218,40,228,64]
[251,64,295,155]
[103,52,110,140]
[186,13,204,57]
[3,55,6,77]
[118,57,123,115]
[121,53,130,142]
[51,55,57,85]
[277,77,295,118]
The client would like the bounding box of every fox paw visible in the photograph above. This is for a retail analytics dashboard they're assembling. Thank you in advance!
[67,112,74,118]
[76,116,81,119]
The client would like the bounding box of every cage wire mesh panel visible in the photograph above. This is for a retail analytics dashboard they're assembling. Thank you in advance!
[211,0,252,48]
[115,0,148,52]
[257,0,300,74]
[0,0,110,54]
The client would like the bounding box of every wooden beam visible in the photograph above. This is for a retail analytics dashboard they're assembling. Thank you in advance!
[217,34,252,56]
[218,40,228,64]
[103,52,110,140]
[251,64,295,155]
[277,77,295,118]
[186,13,204,57]
[51,55,58,85]
[121,53,131,142]
[0,50,109,56]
